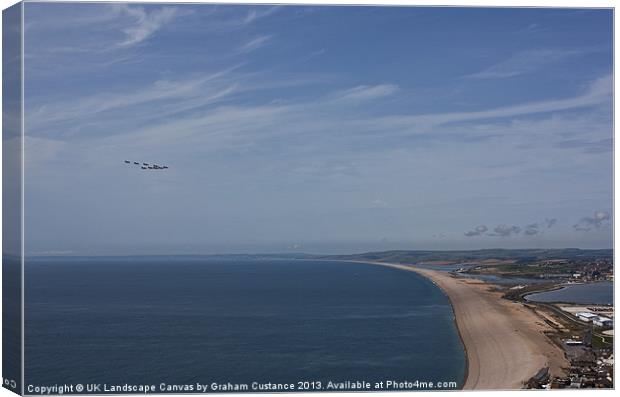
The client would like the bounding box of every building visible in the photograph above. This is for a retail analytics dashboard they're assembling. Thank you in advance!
[593,316,613,327]
[576,312,598,322]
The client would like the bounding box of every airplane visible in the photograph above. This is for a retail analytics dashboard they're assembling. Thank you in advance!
[124,160,169,170]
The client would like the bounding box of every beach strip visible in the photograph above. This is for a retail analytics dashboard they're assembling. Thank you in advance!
[359,261,568,390]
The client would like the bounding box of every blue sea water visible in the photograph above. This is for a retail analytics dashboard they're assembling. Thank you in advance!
[525,281,614,305]
[3,256,22,393]
[25,257,465,391]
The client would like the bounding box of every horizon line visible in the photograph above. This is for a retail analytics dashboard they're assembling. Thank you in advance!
[19,246,615,258]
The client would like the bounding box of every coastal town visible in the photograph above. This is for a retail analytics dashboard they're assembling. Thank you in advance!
[464,257,614,389]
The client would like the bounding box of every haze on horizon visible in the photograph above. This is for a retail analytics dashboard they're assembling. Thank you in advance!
[22,4,613,256]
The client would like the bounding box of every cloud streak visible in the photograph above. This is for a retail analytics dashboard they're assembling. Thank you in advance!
[27,69,241,135]
[242,6,280,25]
[237,35,273,53]
[27,69,612,164]
[330,84,399,103]
[368,74,612,133]
[115,5,180,47]
[467,49,585,79]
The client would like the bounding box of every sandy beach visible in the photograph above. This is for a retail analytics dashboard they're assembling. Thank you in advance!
[362,262,568,390]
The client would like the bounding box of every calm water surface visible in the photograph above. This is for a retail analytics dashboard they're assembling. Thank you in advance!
[25,257,465,391]
[525,281,613,305]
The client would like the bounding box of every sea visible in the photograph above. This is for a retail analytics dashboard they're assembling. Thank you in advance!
[24,257,466,392]
[524,281,614,305]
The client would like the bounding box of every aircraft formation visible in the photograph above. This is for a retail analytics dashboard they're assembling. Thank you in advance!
[124,160,168,170]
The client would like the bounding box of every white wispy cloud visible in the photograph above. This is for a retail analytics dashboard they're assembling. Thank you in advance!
[101,75,609,156]
[330,84,399,103]
[241,6,280,25]
[365,74,612,132]
[25,4,182,54]
[237,35,274,53]
[115,4,180,47]
[467,49,585,79]
[27,65,331,142]
[27,65,611,172]
[27,68,241,133]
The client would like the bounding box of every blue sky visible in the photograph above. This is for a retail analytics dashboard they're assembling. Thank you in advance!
[22,3,613,254]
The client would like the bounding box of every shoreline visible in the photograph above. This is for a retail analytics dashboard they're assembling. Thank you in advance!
[340,260,568,390]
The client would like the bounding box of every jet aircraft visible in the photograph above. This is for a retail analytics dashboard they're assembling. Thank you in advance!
[124,160,169,170]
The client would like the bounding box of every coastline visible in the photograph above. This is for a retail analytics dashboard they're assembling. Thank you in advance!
[344,260,568,390]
